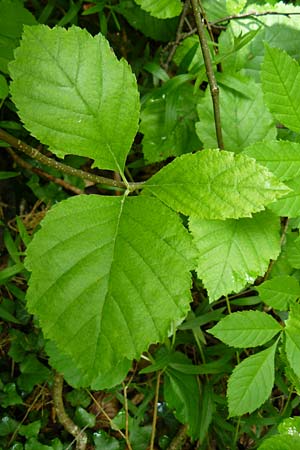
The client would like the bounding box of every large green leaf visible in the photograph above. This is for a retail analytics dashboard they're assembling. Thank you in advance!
[243,141,300,181]
[189,211,281,301]
[285,304,300,377]
[258,435,300,450]
[256,276,300,311]
[140,83,201,163]
[115,0,178,42]
[196,77,276,152]
[209,311,282,348]
[262,45,300,133]
[9,25,140,172]
[0,0,36,74]
[143,150,289,220]
[164,352,202,439]
[227,341,278,417]
[25,195,195,383]
[134,0,182,18]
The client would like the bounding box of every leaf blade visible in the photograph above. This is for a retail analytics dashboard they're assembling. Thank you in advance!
[9,25,140,171]
[143,150,289,220]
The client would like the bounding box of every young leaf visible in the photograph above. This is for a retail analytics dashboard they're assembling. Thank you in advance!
[143,150,289,220]
[196,77,276,152]
[134,0,182,19]
[258,435,300,450]
[25,195,195,383]
[164,352,202,439]
[189,211,281,301]
[285,304,300,377]
[257,276,300,311]
[209,311,282,348]
[262,45,300,133]
[9,25,140,172]
[243,141,300,182]
[227,341,278,417]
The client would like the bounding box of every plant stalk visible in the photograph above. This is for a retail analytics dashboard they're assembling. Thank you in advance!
[190,0,224,149]
[0,128,144,192]
[53,372,87,450]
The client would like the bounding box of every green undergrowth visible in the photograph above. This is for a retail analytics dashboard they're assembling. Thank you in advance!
[2,0,300,449]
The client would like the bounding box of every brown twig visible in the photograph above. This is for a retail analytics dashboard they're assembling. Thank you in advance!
[6,147,84,195]
[163,0,191,69]
[0,128,144,192]
[190,0,224,150]
[211,10,300,26]
[167,424,188,450]
[52,372,87,450]
[149,370,162,450]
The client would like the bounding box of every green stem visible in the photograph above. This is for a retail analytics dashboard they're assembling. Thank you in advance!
[0,128,144,192]
[190,0,224,149]
[150,371,162,450]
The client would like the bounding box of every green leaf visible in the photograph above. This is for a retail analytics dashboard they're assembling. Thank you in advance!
[262,45,300,133]
[143,150,289,220]
[243,141,300,181]
[279,417,300,436]
[258,434,300,450]
[285,304,300,377]
[257,276,300,310]
[0,383,23,408]
[18,355,51,392]
[287,236,300,269]
[46,340,131,390]
[164,352,202,439]
[0,416,19,436]
[115,0,178,42]
[0,0,36,74]
[226,0,246,14]
[140,83,201,163]
[75,407,96,428]
[196,77,276,152]
[0,74,8,99]
[9,25,140,172]
[94,431,120,450]
[219,4,300,81]
[134,0,182,19]
[189,211,281,301]
[268,177,300,218]
[209,311,282,348]
[0,171,19,180]
[227,341,278,417]
[25,195,195,384]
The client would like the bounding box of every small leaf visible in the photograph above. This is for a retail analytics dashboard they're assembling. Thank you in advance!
[9,25,140,172]
[262,45,300,133]
[0,74,8,99]
[285,304,300,377]
[268,177,300,218]
[189,211,281,301]
[25,195,195,384]
[164,352,202,439]
[196,77,276,152]
[258,434,300,450]
[279,417,300,436]
[134,0,182,19]
[257,276,300,310]
[209,311,282,348]
[143,150,289,220]
[287,236,300,269]
[227,341,278,416]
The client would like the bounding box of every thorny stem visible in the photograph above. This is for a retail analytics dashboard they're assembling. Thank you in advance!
[190,0,224,149]
[0,128,144,192]
[149,370,162,450]
[53,373,87,450]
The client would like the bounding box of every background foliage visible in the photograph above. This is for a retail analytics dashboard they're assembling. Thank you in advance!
[2,0,300,449]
